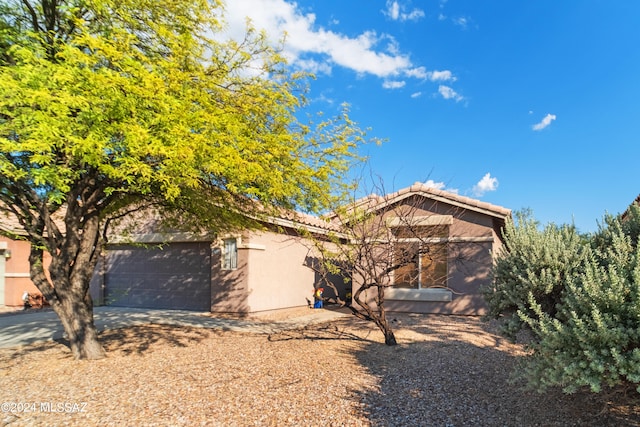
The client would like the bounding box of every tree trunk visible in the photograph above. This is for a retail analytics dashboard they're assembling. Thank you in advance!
[378,318,397,346]
[28,210,107,360]
[375,311,397,346]
[384,329,397,346]
[351,283,398,346]
[50,291,106,360]
[376,284,397,346]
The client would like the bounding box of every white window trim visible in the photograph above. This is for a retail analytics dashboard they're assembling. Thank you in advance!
[238,242,266,251]
[222,237,238,270]
[386,287,453,302]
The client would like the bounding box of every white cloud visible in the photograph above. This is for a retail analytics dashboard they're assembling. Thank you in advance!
[426,70,455,82]
[384,1,425,22]
[410,91,422,98]
[532,113,557,131]
[473,173,499,196]
[438,85,464,102]
[404,66,427,79]
[424,180,446,190]
[383,80,406,89]
[424,180,459,194]
[453,16,470,29]
[221,0,418,79]
[386,1,400,20]
[403,67,456,82]
[294,58,333,75]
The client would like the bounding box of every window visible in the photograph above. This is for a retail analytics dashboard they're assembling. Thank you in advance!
[222,238,237,270]
[391,223,448,289]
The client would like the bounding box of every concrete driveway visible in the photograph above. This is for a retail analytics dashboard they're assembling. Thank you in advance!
[0,306,349,349]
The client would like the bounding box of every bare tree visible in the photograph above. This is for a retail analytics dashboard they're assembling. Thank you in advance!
[308,180,458,346]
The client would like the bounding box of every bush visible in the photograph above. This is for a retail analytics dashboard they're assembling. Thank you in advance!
[522,228,640,393]
[486,204,640,394]
[484,210,588,339]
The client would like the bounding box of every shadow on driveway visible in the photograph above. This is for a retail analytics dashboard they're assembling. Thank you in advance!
[0,306,349,349]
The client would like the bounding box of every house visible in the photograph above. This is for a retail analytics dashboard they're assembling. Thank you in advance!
[0,214,52,307]
[335,183,511,316]
[91,209,348,314]
[621,194,640,222]
[0,183,510,316]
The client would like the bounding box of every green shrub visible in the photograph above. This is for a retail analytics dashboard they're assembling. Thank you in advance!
[486,203,640,394]
[521,228,640,393]
[484,210,588,339]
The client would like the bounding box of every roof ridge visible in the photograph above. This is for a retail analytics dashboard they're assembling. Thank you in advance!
[386,182,511,217]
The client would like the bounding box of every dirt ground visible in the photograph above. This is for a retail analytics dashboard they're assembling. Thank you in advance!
[1,313,640,426]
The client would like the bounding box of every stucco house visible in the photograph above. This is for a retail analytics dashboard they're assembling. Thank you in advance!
[91,209,348,313]
[336,183,511,315]
[0,214,52,308]
[0,183,511,315]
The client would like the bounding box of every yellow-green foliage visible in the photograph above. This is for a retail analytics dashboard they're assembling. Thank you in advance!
[0,0,364,225]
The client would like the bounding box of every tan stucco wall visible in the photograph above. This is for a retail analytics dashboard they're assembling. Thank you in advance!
[383,241,494,315]
[210,243,251,313]
[352,196,505,316]
[242,230,317,313]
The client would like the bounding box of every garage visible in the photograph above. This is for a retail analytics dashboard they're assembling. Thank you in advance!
[104,242,212,311]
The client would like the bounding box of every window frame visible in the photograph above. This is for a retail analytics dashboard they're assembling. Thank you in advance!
[389,217,451,290]
[222,238,238,270]
[392,238,448,289]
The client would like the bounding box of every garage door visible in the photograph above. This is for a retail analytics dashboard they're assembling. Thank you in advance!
[105,242,211,311]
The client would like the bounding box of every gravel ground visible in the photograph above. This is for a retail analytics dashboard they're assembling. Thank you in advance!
[1,313,639,426]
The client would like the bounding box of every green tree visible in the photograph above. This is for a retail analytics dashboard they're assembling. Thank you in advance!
[0,0,364,359]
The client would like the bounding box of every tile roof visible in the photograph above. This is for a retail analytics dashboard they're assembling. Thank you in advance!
[327,182,511,221]
[0,204,67,237]
[0,209,25,236]
[0,182,512,241]
[266,208,345,234]
[621,194,640,221]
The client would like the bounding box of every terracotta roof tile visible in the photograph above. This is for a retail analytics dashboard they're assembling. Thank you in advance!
[1,183,512,240]
[327,182,511,222]
[0,209,25,235]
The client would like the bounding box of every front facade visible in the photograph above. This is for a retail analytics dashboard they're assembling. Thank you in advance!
[85,211,344,315]
[346,183,511,315]
[91,227,337,314]
[1,183,509,316]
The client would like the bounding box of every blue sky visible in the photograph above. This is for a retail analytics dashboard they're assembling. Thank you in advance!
[224,0,640,233]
